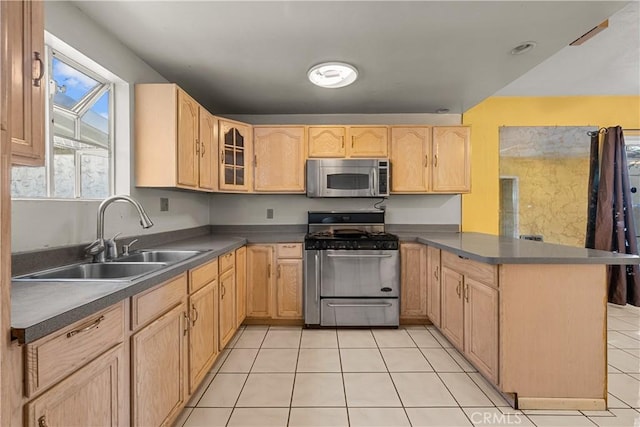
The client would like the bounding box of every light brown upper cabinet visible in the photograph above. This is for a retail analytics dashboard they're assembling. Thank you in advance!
[219,119,252,192]
[253,126,306,192]
[135,83,218,192]
[5,0,46,166]
[390,126,470,194]
[390,127,431,192]
[431,126,471,193]
[308,126,347,158]
[348,126,389,158]
[308,126,389,158]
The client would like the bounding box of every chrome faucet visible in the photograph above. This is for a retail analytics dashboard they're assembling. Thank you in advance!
[85,195,154,262]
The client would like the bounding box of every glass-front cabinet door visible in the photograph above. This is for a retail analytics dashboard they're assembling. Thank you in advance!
[219,120,251,191]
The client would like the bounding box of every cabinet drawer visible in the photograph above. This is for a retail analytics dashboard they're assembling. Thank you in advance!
[189,257,218,293]
[131,273,187,330]
[441,250,498,287]
[219,251,235,273]
[25,301,125,397]
[276,243,302,259]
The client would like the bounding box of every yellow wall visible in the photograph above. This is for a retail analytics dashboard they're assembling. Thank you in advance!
[461,96,640,234]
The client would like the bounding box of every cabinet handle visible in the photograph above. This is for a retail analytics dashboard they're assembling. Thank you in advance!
[425,155,428,167]
[183,312,190,336]
[33,52,45,87]
[195,139,200,155]
[38,416,48,427]
[434,154,439,167]
[220,150,224,164]
[66,315,104,338]
[456,281,461,298]
[277,265,281,278]
[191,304,199,326]
[434,266,439,280]
[341,136,344,149]
[351,136,355,149]
[283,244,296,248]
[464,284,470,303]
[201,141,205,157]
[221,284,226,298]
[268,264,271,278]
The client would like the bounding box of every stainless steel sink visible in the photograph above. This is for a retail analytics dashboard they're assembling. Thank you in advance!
[114,250,203,264]
[14,262,167,281]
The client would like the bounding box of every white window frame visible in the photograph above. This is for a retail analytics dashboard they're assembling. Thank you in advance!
[46,46,115,199]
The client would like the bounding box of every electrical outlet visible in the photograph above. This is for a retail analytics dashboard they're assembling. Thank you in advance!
[266,208,274,219]
[160,198,169,212]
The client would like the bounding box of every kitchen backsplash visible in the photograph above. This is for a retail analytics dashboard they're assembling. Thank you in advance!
[209,194,461,225]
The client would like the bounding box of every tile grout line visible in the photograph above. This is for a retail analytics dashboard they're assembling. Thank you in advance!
[336,328,351,426]
[285,327,303,427]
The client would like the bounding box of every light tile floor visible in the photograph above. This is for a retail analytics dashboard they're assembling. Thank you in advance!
[175,303,640,426]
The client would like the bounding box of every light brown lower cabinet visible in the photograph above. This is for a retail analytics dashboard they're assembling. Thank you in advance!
[25,344,126,427]
[246,245,274,318]
[235,246,247,327]
[426,246,441,327]
[131,303,187,427]
[247,243,303,320]
[439,252,499,385]
[440,266,465,350]
[218,266,236,348]
[400,243,428,320]
[188,282,218,394]
[275,258,303,318]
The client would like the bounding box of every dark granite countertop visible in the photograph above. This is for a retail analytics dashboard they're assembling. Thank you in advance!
[12,227,639,344]
[399,232,640,265]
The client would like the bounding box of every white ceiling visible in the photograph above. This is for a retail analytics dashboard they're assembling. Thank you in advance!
[71,1,635,115]
[497,1,640,97]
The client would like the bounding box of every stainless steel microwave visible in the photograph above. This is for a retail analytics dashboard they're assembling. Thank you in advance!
[306,159,389,198]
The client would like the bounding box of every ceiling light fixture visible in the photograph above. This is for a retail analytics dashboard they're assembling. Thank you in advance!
[308,62,358,88]
[510,41,537,55]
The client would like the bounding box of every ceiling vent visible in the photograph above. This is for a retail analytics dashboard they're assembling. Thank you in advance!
[570,20,609,46]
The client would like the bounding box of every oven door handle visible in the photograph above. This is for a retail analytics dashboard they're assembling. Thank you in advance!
[326,253,393,258]
[327,303,393,308]
[315,251,320,303]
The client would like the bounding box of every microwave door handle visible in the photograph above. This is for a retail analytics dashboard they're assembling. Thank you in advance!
[315,251,320,303]
[371,168,377,196]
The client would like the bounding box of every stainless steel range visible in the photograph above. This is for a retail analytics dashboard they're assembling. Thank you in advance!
[304,211,400,327]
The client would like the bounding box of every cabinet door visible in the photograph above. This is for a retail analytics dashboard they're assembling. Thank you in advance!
[132,304,186,427]
[348,126,389,158]
[177,89,199,188]
[254,126,306,192]
[464,277,499,384]
[25,344,125,427]
[400,243,428,318]
[219,268,236,348]
[275,259,303,319]
[219,120,251,191]
[235,246,247,328]
[7,0,45,166]
[440,266,464,350]
[426,246,442,327]
[198,109,217,191]
[390,127,430,192]
[188,282,218,394]
[432,126,470,193]
[308,126,346,158]
[246,245,274,318]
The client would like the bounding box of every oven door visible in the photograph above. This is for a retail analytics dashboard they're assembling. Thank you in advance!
[320,249,399,298]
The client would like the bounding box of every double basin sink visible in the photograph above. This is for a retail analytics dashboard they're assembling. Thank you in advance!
[13,250,204,282]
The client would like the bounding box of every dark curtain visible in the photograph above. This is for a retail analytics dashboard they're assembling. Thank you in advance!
[586,126,640,306]
[585,132,600,249]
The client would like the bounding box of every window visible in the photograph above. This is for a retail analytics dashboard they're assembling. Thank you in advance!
[11,47,114,199]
